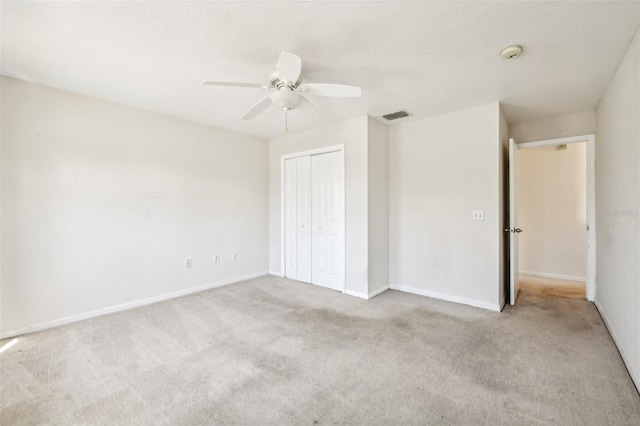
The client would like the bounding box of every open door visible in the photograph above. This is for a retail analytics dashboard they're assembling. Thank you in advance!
[508,138,522,305]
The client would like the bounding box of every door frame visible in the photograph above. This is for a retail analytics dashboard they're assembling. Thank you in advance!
[280,144,346,293]
[515,134,596,301]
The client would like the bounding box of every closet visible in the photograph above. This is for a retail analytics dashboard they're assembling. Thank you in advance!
[284,149,344,291]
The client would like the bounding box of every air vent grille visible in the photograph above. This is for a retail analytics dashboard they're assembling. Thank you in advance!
[382,110,411,121]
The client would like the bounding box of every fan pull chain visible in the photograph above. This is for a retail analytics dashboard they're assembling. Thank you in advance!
[284,108,289,132]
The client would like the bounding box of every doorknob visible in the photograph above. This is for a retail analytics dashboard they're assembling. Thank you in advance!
[504,228,523,233]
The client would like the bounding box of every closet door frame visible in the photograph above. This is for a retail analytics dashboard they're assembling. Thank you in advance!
[280,144,345,293]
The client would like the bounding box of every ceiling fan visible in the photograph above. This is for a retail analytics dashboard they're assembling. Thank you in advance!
[202,51,361,130]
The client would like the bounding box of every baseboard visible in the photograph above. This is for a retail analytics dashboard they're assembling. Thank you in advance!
[268,270,285,277]
[368,285,390,299]
[0,271,268,340]
[520,271,586,283]
[594,299,640,392]
[345,289,369,300]
[389,284,502,312]
[345,285,390,300]
[499,296,506,311]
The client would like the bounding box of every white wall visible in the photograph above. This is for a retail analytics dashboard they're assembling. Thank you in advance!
[1,77,268,336]
[595,27,640,390]
[367,118,389,295]
[268,116,370,295]
[509,110,596,143]
[518,143,587,281]
[389,103,502,311]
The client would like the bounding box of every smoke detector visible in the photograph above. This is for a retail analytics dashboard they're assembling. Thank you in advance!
[500,45,522,60]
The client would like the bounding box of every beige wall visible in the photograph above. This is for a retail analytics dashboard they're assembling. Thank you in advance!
[389,103,502,310]
[517,143,587,281]
[1,77,269,335]
[509,110,596,143]
[595,27,640,389]
[367,118,389,295]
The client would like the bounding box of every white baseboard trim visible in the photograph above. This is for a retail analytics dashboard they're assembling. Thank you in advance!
[345,285,390,300]
[594,299,640,392]
[268,270,285,277]
[520,271,586,283]
[345,289,369,300]
[368,285,390,299]
[0,271,268,341]
[389,284,502,312]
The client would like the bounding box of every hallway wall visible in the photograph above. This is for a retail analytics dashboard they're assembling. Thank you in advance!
[517,142,587,281]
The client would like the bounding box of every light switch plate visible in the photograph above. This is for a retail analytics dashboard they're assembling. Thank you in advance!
[472,210,484,221]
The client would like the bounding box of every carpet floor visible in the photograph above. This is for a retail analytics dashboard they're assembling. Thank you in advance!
[1,275,639,425]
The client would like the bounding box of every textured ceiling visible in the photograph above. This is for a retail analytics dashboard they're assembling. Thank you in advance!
[2,1,639,138]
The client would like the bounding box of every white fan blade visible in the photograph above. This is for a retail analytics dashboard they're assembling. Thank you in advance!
[277,52,302,83]
[301,83,361,98]
[242,94,272,120]
[299,94,323,120]
[203,81,266,89]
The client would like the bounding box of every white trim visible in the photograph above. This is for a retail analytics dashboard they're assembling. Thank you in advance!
[345,289,369,300]
[516,134,596,302]
[594,299,640,391]
[389,284,502,312]
[280,144,344,160]
[344,286,390,300]
[0,271,268,340]
[269,270,285,277]
[517,134,592,149]
[520,271,586,283]
[280,144,346,293]
[368,285,390,299]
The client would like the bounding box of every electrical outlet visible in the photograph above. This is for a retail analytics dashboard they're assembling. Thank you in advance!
[185,258,192,268]
[213,254,220,263]
[232,252,238,261]
[472,210,484,221]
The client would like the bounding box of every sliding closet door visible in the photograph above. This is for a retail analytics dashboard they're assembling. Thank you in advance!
[311,151,344,291]
[285,157,312,283]
[296,156,312,283]
[284,158,298,279]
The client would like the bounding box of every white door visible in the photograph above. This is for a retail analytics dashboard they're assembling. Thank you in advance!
[284,159,298,279]
[284,157,312,283]
[508,138,522,305]
[311,151,344,291]
[296,156,312,283]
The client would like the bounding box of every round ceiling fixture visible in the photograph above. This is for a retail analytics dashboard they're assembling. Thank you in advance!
[500,45,523,60]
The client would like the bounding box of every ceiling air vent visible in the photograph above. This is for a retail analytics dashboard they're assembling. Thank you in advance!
[382,110,411,121]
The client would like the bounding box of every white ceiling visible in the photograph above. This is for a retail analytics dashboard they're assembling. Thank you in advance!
[2,1,639,138]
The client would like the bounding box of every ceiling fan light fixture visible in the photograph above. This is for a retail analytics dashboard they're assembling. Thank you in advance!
[203,51,361,123]
[271,90,302,110]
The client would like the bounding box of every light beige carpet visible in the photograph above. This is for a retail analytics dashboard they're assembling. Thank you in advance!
[1,275,639,425]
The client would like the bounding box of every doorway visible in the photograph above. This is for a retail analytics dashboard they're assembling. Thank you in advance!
[281,145,345,292]
[507,135,595,305]
[517,141,588,300]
